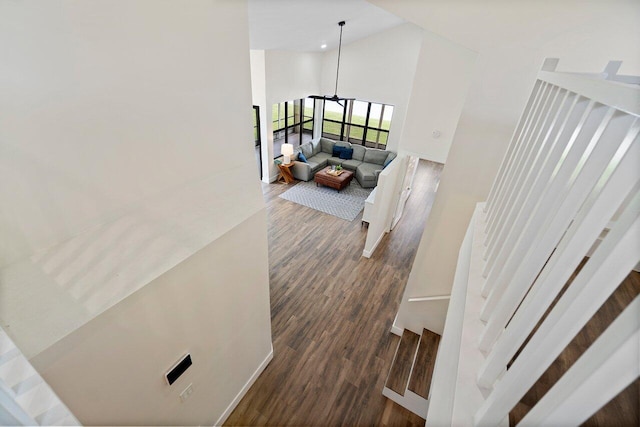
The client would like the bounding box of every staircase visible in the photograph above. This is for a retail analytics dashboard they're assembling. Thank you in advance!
[0,328,79,426]
[383,328,441,419]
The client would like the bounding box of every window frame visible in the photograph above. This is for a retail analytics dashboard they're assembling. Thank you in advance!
[321,99,393,149]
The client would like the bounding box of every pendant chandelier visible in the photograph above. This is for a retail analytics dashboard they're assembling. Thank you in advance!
[310,21,354,107]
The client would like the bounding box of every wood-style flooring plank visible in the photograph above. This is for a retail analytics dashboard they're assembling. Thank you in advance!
[408,329,441,399]
[511,269,640,426]
[385,330,420,395]
[224,160,443,426]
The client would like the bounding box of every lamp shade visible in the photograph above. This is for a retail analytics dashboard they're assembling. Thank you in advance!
[281,143,294,164]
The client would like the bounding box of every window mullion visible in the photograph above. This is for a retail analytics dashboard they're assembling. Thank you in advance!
[284,101,288,144]
[362,102,371,147]
[340,101,347,140]
[376,104,385,148]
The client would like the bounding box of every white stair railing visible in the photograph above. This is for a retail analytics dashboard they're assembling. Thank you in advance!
[427,59,640,426]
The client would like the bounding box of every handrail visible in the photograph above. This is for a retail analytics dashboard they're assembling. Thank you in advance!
[407,295,451,302]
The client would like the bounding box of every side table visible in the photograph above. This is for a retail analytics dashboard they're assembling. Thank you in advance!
[277,162,295,184]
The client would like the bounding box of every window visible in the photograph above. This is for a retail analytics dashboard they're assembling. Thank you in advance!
[321,99,393,149]
[322,100,344,140]
[253,106,262,178]
[272,98,315,158]
[253,106,260,147]
[302,97,314,132]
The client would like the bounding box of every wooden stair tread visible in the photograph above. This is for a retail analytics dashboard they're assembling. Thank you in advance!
[408,329,441,399]
[386,330,420,395]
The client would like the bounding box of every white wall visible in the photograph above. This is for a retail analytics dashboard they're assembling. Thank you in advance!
[371,0,640,326]
[264,50,322,106]
[251,50,322,181]
[319,23,423,152]
[0,1,271,424]
[31,211,272,426]
[250,50,271,182]
[399,32,476,163]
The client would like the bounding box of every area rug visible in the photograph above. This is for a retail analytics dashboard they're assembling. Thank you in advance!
[279,179,373,221]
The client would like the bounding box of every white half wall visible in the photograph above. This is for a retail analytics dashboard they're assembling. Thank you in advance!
[363,156,407,257]
[30,211,272,426]
[0,0,272,424]
[319,23,423,152]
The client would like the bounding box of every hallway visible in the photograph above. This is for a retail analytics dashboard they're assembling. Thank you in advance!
[226,159,443,426]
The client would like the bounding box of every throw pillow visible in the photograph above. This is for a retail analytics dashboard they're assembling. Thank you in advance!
[298,151,308,163]
[383,157,394,168]
[301,143,313,158]
[332,146,345,157]
[339,148,353,160]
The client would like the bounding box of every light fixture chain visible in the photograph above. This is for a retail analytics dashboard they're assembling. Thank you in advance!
[334,21,345,97]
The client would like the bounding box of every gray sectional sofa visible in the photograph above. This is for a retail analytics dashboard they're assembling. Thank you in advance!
[290,137,396,188]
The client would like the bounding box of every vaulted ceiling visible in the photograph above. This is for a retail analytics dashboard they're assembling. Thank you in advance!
[248,0,405,52]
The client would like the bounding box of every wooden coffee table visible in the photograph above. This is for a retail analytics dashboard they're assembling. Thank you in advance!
[314,167,354,192]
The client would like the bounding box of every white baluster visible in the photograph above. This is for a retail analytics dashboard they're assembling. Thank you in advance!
[484,83,549,242]
[485,80,545,217]
[480,109,632,339]
[484,86,564,270]
[519,297,640,426]
[479,102,609,319]
[473,190,640,426]
[478,128,640,387]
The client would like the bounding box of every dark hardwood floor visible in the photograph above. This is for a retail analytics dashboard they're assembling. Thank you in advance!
[225,160,443,426]
[510,262,640,426]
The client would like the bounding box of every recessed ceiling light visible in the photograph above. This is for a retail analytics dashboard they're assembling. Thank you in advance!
[320,44,327,49]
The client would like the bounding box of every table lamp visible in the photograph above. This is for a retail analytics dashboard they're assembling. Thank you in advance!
[281,143,294,164]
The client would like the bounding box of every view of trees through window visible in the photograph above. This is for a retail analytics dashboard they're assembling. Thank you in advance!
[322,99,393,149]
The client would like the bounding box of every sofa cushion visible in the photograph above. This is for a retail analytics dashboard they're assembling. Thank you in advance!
[312,152,332,163]
[363,148,389,165]
[356,162,382,181]
[300,142,313,159]
[320,138,335,154]
[328,157,341,166]
[305,159,324,173]
[338,158,362,171]
[356,163,382,188]
[339,148,354,160]
[351,145,366,161]
[311,138,322,155]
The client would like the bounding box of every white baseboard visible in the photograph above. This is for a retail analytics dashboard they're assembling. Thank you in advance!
[213,344,274,426]
[362,231,386,258]
[391,324,404,337]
